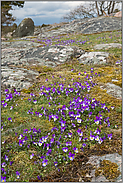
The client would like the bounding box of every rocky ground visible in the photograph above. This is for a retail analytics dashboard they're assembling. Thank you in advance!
[1,15,122,182]
[1,39,122,100]
[35,16,121,38]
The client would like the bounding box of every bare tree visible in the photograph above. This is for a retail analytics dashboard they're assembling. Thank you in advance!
[61,1,121,22]
[95,1,100,16]
[93,1,121,16]
[61,3,95,22]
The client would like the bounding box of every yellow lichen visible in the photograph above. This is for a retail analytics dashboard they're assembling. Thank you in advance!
[95,159,121,180]
[21,89,31,94]
[89,85,121,108]
[93,65,122,87]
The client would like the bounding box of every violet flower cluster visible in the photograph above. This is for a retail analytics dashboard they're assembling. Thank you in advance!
[1,69,114,181]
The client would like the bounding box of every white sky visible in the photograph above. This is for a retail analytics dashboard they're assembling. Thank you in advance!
[9,1,122,26]
[9,1,91,26]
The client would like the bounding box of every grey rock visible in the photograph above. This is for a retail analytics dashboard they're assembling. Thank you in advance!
[78,52,109,65]
[36,16,121,39]
[100,83,122,99]
[80,16,121,34]
[12,18,34,37]
[1,66,39,93]
[23,45,85,66]
[94,43,122,50]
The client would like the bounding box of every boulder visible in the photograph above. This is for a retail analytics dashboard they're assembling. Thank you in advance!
[12,18,34,38]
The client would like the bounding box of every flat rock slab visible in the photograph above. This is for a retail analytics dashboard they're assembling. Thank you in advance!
[79,16,121,35]
[1,41,84,93]
[78,52,109,65]
[94,43,122,50]
[1,41,84,67]
[36,16,121,39]
[1,41,41,49]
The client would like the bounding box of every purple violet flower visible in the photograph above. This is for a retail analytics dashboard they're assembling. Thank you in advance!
[68,152,75,161]
[37,175,41,180]
[62,147,68,152]
[1,176,6,182]
[30,153,34,159]
[73,147,78,153]
[42,159,48,167]
[54,161,58,166]
[16,171,20,179]
[66,141,72,146]
[90,134,95,140]
[107,133,112,140]
[8,117,12,122]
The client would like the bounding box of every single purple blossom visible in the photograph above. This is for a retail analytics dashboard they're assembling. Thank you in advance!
[37,175,41,180]
[8,117,12,122]
[42,159,48,167]
[68,152,75,161]
[90,134,95,140]
[54,161,58,166]
[30,153,34,159]
[10,161,13,166]
[1,176,6,182]
[16,171,20,179]
[2,162,6,168]
[4,155,8,161]
[62,147,68,152]
[1,168,6,175]
[46,149,52,156]
[107,133,112,140]
[73,147,78,153]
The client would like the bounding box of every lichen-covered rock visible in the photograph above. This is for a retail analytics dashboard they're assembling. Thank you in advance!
[78,52,109,65]
[94,43,122,50]
[12,18,34,38]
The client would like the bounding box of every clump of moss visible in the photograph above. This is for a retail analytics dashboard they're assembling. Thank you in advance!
[94,65,121,82]
[112,75,122,88]
[95,159,121,180]
[38,73,47,77]
[30,65,54,73]
[89,85,121,108]
[21,88,31,94]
